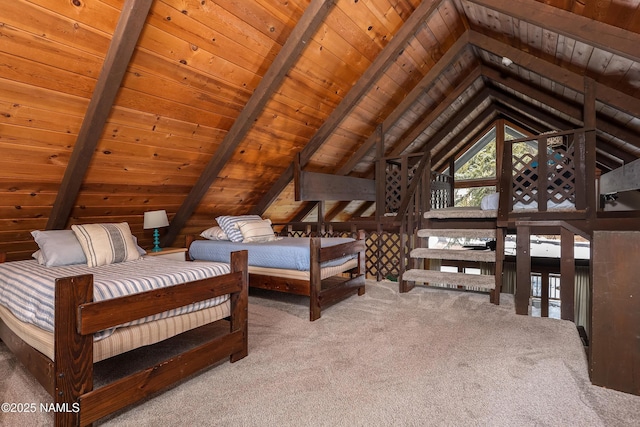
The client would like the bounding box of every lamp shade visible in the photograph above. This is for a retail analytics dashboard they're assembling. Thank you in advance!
[143,210,169,229]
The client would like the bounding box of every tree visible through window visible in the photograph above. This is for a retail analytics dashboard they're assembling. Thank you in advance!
[453,128,497,207]
[448,123,529,207]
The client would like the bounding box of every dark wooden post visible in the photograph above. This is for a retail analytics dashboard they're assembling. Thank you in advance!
[375,124,385,222]
[583,77,597,218]
[536,136,548,212]
[560,227,575,321]
[541,271,549,318]
[54,274,94,426]
[574,131,587,211]
[317,200,325,235]
[309,237,322,321]
[498,139,513,222]
[492,226,504,305]
[230,250,249,361]
[448,156,455,207]
[515,225,531,315]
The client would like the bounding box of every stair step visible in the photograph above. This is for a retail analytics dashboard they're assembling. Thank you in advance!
[402,269,496,290]
[410,248,495,262]
[423,208,497,219]
[417,228,496,239]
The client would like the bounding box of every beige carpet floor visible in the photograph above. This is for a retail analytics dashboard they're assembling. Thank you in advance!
[1,280,639,426]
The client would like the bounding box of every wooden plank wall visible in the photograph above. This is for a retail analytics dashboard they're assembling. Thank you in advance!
[0,0,475,260]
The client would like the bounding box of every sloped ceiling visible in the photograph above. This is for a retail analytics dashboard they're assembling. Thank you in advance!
[1,0,639,260]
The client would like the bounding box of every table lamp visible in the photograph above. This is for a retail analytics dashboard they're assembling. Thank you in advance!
[143,210,169,252]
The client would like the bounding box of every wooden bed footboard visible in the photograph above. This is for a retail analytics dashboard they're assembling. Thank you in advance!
[308,229,366,321]
[187,230,367,321]
[245,229,366,321]
[0,250,248,426]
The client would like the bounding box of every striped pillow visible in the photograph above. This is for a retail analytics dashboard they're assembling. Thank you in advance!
[215,215,262,242]
[72,222,141,267]
[236,219,277,243]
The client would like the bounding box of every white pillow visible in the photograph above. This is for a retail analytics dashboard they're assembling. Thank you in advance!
[236,219,277,243]
[32,250,46,265]
[30,229,87,267]
[72,222,141,267]
[200,226,229,240]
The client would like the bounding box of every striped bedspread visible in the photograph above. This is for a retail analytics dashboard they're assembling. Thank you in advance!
[0,257,230,341]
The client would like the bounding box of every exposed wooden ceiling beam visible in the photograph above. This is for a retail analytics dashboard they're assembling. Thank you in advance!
[481,66,582,124]
[489,87,576,132]
[252,0,447,215]
[46,0,154,230]
[494,106,564,134]
[469,31,640,118]
[465,0,640,63]
[430,107,498,169]
[391,87,494,216]
[358,80,490,179]
[350,201,375,219]
[494,111,547,135]
[300,68,488,216]
[432,101,619,174]
[403,86,492,157]
[493,104,625,170]
[162,0,335,245]
[490,89,630,169]
[482,65,640,153]
[325,201,351,222]
[337,32,472,175]
[593,151,626,172]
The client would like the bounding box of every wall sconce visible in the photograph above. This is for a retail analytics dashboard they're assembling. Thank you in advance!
[501,56,513,67]
[143,210,169,252]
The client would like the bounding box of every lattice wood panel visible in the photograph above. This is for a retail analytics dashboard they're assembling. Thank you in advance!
[546,144,575,204]
[512,148,538,206]
[385,164,402,212]
[512,140,576,207]
[283,228,407,279]
[385,160,421,214]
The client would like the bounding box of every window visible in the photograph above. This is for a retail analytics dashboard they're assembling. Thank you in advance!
[440,121,537,207]
[454,128,497,180]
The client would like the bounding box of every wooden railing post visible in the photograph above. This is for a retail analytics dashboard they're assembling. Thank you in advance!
[541,271,550,317]
[536,136,548,212]
[498,140,513,222]
[560,227,575,321]
[492,226,504,305]
[515,224,531,315]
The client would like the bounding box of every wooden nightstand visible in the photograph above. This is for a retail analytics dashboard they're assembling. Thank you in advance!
[144,247,188,261]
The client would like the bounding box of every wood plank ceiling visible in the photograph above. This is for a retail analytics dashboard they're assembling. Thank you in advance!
[1,0,639,260]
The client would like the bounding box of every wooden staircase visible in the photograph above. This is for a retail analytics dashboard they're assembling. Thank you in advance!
[402,227,500,301]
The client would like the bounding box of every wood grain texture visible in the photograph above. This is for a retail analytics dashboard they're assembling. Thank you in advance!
[0,0,638,260]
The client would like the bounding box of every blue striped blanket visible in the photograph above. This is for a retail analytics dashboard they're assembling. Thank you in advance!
[0,257,230,340]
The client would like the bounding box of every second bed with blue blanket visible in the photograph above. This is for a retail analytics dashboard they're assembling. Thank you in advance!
[187,234,367,321]
[189,237,356,271]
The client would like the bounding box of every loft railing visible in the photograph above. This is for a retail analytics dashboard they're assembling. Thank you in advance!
[498,128,597,222]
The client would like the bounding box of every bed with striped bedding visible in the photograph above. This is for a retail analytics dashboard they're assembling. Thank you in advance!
[0,250,249,426]
[0,257,230,341]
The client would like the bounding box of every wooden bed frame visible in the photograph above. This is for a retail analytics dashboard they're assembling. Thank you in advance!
[187,230,366,321]
[0,250,248,426]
